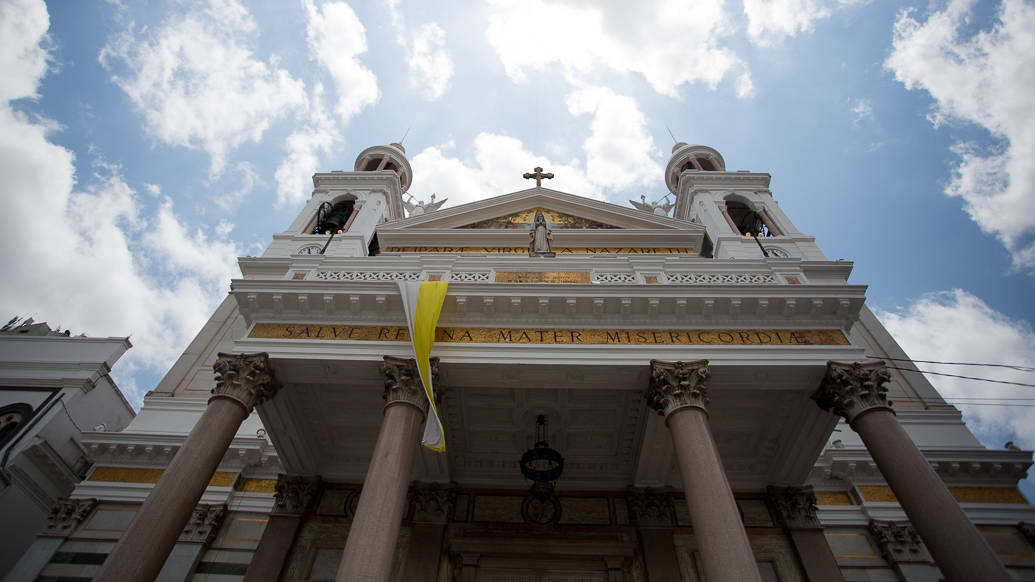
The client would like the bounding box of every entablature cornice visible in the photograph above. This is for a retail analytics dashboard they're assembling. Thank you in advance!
[676,171,772,192]
[812,448,1032,486]
[82,431,279,472]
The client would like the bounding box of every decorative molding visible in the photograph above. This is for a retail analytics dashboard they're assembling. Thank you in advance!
[44,498,98,536]
[868,519,931,564]
[212,352,280,412]
[181,504,227,545]
[646,359,710,417]
[312,270,420,281]
[768,486,821,529]
[274,474,321,515]
[409,481,458,523]
[628,488,674,528]
[812,361,892,424]
[381,355,437,414]
[666,272,776,285]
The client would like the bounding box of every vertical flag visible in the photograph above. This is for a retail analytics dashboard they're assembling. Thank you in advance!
[397,280,449,452]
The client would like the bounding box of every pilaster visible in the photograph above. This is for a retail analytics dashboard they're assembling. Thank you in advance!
[244,475,320,582]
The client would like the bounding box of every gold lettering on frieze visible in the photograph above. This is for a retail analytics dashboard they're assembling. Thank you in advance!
[495,272,591,284]
[384,246,695,255]
[249,324,850,346]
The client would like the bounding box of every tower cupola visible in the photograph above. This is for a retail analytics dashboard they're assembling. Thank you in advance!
[354,142,413,194]
[664,143,725,194]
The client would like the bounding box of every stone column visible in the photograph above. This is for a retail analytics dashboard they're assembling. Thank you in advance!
[3,498,98,582]
[401,482,456,582]
[628,488,682,582]
[647,360,762,582]
[812,361,1011,582]
[335,356,434,582]
[94,353,279,582]
[768,486,844,582]
[243,475,320,582]
[869,519,942,581]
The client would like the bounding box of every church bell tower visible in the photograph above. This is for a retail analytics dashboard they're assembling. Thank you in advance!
[668,142,828,261]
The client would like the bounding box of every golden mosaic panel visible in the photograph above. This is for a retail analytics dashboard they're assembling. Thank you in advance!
[472,495,525,523]
[859,485,1028,504]
[249,324,850,346]
[239,478,277,493]
[87,467,236,487]
[495,271,591,284]
[459,207,618,230]
[385,246,695,254]
[814,491,854,506]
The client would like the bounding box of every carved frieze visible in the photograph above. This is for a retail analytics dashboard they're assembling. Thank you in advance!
[274,474,321,515]
[44,498,98,535]
[212,352,280,412]
[812,361,893,424]
[409,481,458,523]
[182,504,227,545]
[381,355,437,414]
[646,360,710,417]
[767,486,821,530]
[869,519,931,564]
[628,488,675,528]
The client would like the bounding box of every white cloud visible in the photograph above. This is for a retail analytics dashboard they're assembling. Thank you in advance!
[303,0,379,122]
[885,0,1035,270]
[876,290,1035,448]
[411,133,599,207]
[0,0,50,102]
[99,0,306,177]
[385,0,454,100]
[850,98,873,126]
[274,83,338,208]
[485,0,752,98]
[565,86,661,190]
[408,23,454,100]
[743,0,867,45]
[1,2,241,406]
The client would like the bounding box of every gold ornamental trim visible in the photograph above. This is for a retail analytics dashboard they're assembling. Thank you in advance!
[87,467,237,487]
[858,485,1028,504]
[814,491,854,506]
[249,324,849,346]
[384,246,695,255]
[495,271,591,284]
[239,478,278,493]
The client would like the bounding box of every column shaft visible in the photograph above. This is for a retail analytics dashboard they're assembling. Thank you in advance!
[668,408,761,582]
[853,410,1011,582]
[94,397,248,582]
[336,402,424,582]
[242,514,303,582]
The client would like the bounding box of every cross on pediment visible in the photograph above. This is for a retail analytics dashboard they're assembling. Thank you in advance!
[523,167,554,188]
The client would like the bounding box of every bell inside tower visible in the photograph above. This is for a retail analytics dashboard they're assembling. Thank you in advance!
[314,200,356,234]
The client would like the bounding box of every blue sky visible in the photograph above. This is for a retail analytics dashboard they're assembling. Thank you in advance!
[2,0,1035,480]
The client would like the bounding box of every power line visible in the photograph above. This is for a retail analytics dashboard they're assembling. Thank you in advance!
[887,366,1035,388]
[868,355,1035,373]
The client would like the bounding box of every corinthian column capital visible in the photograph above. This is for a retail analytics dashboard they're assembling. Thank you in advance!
[274,474,321,515]
[646,359,710,417]
[212,352,280,412]
[811,361,892,424]
[767,486,821,530]
[381,356,437,416]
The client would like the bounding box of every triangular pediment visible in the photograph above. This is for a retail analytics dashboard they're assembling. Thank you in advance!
[376,187,706,255]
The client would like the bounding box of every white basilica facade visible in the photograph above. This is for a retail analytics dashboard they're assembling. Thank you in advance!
[9,142,1035,582]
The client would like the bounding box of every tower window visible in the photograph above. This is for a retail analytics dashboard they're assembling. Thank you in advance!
[314,200,356,234]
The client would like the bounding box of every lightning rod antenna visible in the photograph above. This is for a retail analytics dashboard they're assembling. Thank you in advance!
[399,126,411,145]
[666,126,678,144]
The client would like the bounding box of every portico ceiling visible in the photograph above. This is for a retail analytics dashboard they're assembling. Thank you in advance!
[257,356,839,493]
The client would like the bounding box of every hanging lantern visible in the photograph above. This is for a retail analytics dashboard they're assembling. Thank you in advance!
[520,415,564,500]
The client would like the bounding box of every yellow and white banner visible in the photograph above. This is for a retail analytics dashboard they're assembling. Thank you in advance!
[397,280,449,452]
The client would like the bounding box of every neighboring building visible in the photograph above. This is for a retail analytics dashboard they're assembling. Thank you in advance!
[0,319,134,579]
[14,142,1035,582]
